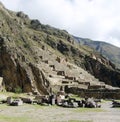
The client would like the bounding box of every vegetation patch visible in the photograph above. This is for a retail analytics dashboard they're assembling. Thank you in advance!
[14,86,22,94]
[75,108,105,113]
[0,115,29,122]
[67,120,93,122]
[69,94,83,100]
[0,104,8,109]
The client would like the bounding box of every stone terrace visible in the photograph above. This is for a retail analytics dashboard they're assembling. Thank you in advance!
[32,46,118,93]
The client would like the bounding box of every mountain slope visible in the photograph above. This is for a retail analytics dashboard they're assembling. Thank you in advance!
[0,2,120,95]
[74,36,120,69]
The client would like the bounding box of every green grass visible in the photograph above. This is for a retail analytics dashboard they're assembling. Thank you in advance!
[0,92,32,98]
[68,94,83,100]
[0,104,8,109]
[68,120,93,122]
[0,116,30,122]
[32,104,60,110]
[100,99,108,103]
[114,100,120,102]
[75,108,105,113]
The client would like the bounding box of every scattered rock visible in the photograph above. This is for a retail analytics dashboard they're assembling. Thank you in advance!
[10,99,23,106]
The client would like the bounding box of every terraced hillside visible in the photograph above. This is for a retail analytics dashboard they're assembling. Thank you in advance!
[0,2,120,95]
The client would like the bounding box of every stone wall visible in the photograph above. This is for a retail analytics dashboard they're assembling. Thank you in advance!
[65,87,120,99]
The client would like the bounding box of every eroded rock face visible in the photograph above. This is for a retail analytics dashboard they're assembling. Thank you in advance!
[0,37,50,94]
[84,56,120,87]
[29,63,50,94]
[0,38,31,92]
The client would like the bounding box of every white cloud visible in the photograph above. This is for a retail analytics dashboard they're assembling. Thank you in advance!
[0,0,120,47]
[0,0,21,10]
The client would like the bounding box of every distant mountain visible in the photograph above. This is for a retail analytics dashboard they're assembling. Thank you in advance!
[74,36,120,69]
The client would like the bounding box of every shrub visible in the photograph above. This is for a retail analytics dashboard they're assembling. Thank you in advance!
[14,86,22,94]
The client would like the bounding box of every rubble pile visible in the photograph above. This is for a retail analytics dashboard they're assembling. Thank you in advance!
[0,92,101,108]
[112,100,120,107]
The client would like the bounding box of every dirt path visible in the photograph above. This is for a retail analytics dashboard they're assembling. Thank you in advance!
[0,101,120,122]
[87,101,120,122]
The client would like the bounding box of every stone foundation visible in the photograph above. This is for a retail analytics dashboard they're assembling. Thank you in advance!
[65,87,120,99]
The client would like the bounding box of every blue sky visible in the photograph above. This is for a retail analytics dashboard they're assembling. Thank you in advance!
[1,0,120,47]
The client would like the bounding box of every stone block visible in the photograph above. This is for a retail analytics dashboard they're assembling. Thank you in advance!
[10,99,23,106]
[7,97,13,104]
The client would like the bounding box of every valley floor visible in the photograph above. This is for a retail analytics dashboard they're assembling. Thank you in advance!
[0,101,120,122]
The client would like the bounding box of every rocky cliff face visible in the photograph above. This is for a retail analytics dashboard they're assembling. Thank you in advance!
[0,2,120,95]
[84,56,120,87]
[0,36,50,94]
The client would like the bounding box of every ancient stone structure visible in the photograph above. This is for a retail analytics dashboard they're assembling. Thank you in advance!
[65,88,120,99]
[0,2,120,99]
